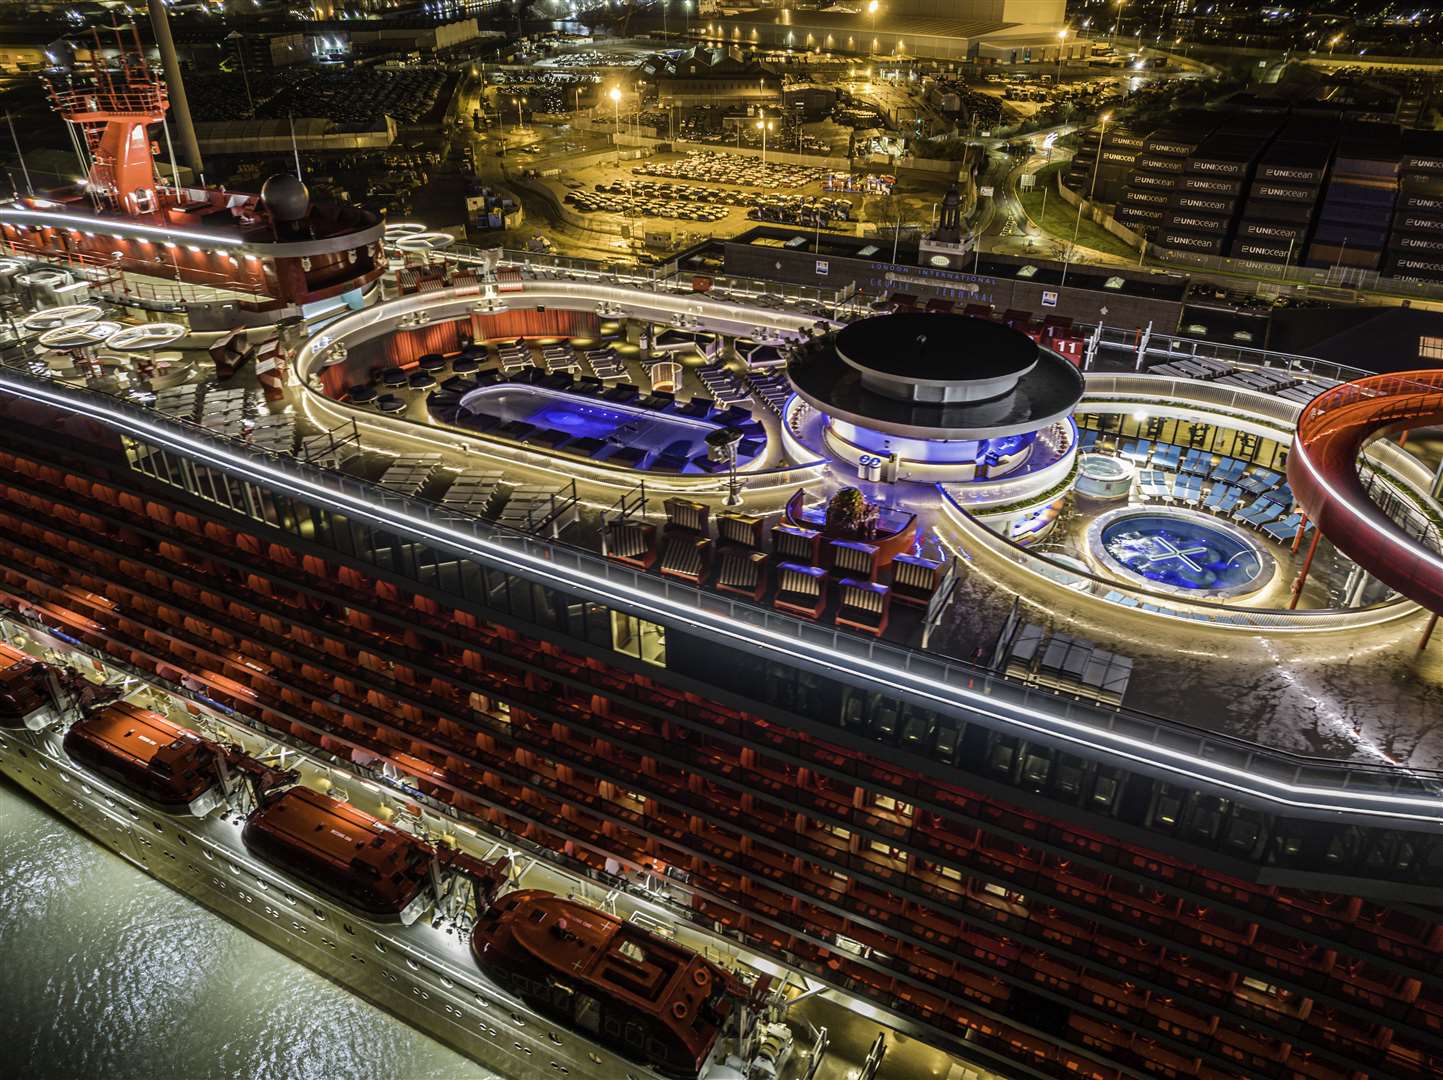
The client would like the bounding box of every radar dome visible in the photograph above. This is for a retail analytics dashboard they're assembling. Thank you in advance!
[260,174,310,223]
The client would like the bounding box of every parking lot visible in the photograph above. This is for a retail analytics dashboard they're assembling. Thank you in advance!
[548,148,865,235]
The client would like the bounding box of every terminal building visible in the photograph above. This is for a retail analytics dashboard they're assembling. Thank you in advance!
[698,0,1082,64]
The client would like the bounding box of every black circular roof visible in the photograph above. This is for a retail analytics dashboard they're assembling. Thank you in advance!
[788,313,1084,439]
[835,312,1038,385]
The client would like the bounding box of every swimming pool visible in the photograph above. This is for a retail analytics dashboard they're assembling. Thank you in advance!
[1086,509,1273,599]
[455,384,764,471]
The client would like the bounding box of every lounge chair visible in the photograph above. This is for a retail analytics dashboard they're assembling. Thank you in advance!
[836,579,890,637]
[716,548,768,600]
[659,534,711,584]
[609,446,651,469]
[605,520,656,569]
[774,562,828,619]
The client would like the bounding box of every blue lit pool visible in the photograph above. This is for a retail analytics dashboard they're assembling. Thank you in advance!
[456,384,764,471]
[1086,509,1273,599]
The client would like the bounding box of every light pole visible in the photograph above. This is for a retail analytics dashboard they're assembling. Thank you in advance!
[1062,111,1109,289]
[1112,0,1125,45]
[610,84,622,157]
[756,118,773,163]
[1056,28,1068,83]
[868,0,878,51]
[226,31,256,115]
[1328,33,1344,58]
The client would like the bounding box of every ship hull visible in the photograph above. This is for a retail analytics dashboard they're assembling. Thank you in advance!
[0,726,720,1080]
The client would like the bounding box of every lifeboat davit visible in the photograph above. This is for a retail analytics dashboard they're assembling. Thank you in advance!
[242,786,435,924]
[0,642,52,729]
[471,890,746,1079]
[62,701,225,815]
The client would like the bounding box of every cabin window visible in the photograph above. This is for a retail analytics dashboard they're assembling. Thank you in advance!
[611,612,666,667]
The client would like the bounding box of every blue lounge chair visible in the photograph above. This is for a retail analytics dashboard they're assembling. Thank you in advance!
[1263,513,1303,542]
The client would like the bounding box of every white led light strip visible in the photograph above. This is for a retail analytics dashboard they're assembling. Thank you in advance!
[0,207,245,247]
[6,372,1443,825]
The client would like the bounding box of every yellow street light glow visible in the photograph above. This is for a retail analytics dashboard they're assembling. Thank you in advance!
[609,86,621,103]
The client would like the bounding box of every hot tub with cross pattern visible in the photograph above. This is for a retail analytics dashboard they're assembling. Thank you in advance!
[1084,507,1277,601]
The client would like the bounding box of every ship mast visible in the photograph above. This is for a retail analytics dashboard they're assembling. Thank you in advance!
[42,25,168,215]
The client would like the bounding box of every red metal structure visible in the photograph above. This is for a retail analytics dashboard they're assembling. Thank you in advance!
[1288,370,1443,616]
[44,26,168,216]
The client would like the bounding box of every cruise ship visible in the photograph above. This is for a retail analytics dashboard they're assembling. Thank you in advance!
[3,220,1443,1080]
[4,28,1443,1080]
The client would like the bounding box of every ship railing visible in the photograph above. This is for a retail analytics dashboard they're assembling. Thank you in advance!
[1085,323,1371,386]
[2,248,269,306]
[410,243,848,316]
[6,362,1443,821]
[937,484,1411,630]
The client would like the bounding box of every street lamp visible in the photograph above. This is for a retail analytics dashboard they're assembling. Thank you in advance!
[1112,0,1125,44]
[868,0,878,48]
[1057,28,1068,83]
[755,118,774,164]
[1328,33,1344,58]
[1062,111,1109,289]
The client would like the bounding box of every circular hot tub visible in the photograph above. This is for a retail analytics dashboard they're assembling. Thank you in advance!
[1075,453,1135,500]
[1085,507,1275,599]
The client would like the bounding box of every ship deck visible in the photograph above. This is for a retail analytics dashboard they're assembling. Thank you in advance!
[290,336,1443,773]
[10,262,1443,781]
[0,184,379,248]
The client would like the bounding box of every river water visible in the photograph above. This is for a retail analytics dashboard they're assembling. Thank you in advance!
[0,777,493,1080]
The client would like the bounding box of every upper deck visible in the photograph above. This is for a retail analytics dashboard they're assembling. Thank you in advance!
[0,186,383,255]
[3,251,1443,847]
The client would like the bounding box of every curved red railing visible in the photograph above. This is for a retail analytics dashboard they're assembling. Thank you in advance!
[1289,371,1443,614]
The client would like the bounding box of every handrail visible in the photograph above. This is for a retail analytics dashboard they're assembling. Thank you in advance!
[4,362,1443,825]
[936,485,1411,627]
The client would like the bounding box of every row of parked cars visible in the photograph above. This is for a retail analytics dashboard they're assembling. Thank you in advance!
[605,179,753,207]
[632,151,823,191]
[748,194,854,226]
[564,188,730,223]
